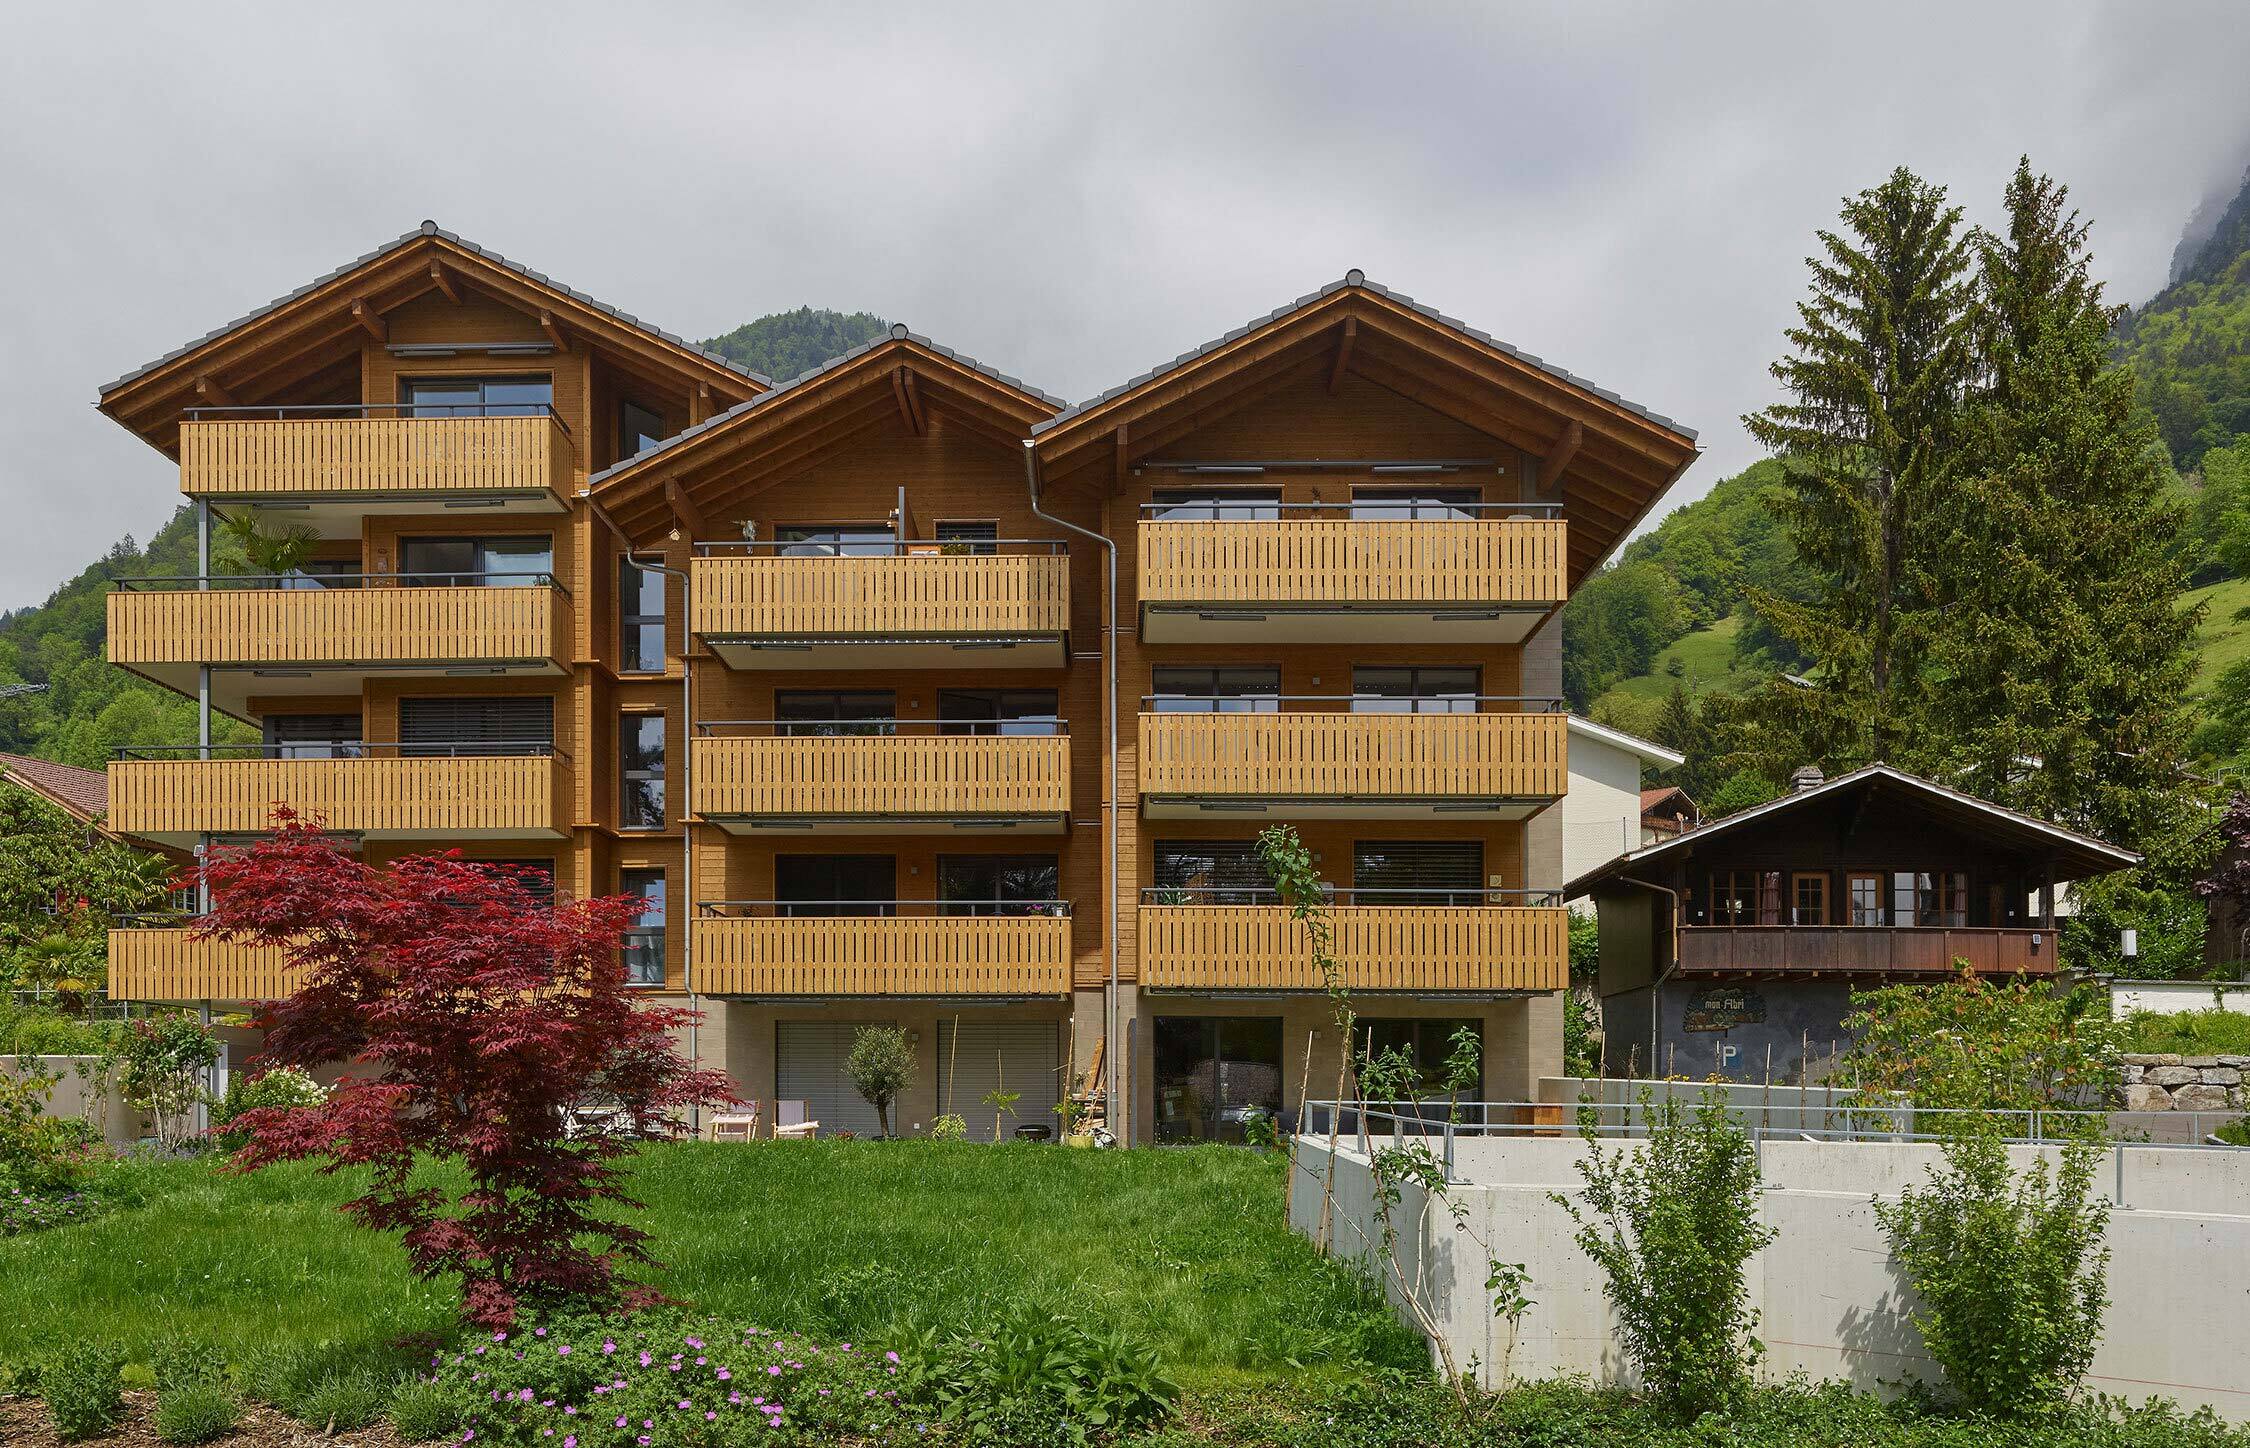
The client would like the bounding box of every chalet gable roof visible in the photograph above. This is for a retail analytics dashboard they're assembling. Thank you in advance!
[0,751,107,822]
[1565,764,2141,899]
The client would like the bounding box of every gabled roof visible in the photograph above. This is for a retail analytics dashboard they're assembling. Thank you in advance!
[587,327,1062,543]
[1568,715,1685,770]
[0,752,107,822]
[1640,785,1695,815]
[1027,271,1699,582]
[98,222,768,451]
[1566,765,2141,899]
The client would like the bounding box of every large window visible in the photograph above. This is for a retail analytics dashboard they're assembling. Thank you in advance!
[772,525,897,557]
[1152,1016,1284,1143]
[620,714,666,830]
[1149,666,1280,713]
[1849,873,1885,926]
[1349,486,1482,520]
[400,535,554,586]
[774,855,896,916]
[1351,666,1480,714]
[620,868,664,986]
[774,690,896,737]
[1791,872,1829,926]
[263,713,364,760]
[933,520,999,554]
[1363,1019,1482,1097]
[1152,840,1274,905]
[1352,841,1483,905]
[938,855,1061,915]
[619,559,666,674]
[1147,488,1281,522]
[401,375,553,418]
[938,689,1060,736]
[474,858,556,909]
[1710,869,1783,926]
[1893,871,1968,928]
[398,696,553,757]
[619,400,667,464]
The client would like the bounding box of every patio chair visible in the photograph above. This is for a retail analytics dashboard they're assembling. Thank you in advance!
[772,1099,820,1140]
[709,1102,763,1143]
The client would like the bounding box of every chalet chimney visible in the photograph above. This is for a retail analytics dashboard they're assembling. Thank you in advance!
[1790,764,1825,793]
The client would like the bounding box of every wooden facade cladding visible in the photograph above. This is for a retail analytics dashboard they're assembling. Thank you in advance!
[1137,517,1566,608]
[1137,711,1567,802]
[1138,903,1569,992]
[1676,926,2058,977]
[693,915,1072,997]
[178,414,574,499]
[691,552,1070,641]
[107,585,567,667]
[108,755,567,840]
[108,928,298,1004]
[692,735,1072,821]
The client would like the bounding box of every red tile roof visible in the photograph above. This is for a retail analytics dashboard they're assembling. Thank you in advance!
[0,752,107,821]
[1641,786,1689,813]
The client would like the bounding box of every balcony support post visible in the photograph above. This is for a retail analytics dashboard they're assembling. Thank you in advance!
[196,499,209,589]
[623,549,701,1134]
[197,666,211,759]
[196,1003,214,1138]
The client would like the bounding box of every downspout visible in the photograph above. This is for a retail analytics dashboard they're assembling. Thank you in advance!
[1616,875,1681,1078]
[622,549,699,1133]
[1023,441,1121,1137]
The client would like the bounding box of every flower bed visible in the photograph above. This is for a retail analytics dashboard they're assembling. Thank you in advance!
[0,1184,99,1238]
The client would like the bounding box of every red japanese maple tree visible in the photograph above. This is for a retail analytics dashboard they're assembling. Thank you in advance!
[197,812,736,1328]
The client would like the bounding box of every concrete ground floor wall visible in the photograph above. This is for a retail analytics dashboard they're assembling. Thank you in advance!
[1600,978,1857,1083]
[1292,1134,2250,1421]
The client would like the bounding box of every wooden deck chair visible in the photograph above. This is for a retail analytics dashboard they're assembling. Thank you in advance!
[772,1099,820,1140]
[709,1102,763,1142]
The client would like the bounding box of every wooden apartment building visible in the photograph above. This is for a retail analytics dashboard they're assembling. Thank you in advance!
[95,225,1697,1142]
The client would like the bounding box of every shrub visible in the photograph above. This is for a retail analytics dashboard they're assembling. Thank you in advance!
[40,1341,127,1441]
[386,1374,461,1442]
[151,1340,228,1393]
[1874,1132,2111,1415]
[154,1383,241,1445]
[118,1014,222,1152]
[244,1340,358,1415]
[1554,1089,1775,1417]
[908,1304,1179,1445]
[300,1368,392,1431]
[930,1113,968,1141]
[209,1065,326,1152]
[1,1180,100,1236]
[0,1066,100,1193]
[845,1025,916,1138]
[1841,970,2121,1118]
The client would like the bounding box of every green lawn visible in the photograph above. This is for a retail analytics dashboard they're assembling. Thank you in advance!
[0,1143,1415,1390]
[2185,574,2250,691]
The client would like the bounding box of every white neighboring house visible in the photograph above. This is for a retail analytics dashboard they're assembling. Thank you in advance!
[1562,716,1685,908]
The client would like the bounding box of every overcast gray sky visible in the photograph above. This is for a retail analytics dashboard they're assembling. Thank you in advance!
[4,2,2248,610]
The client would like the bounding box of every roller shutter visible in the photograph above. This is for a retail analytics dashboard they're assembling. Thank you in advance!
[775,1020,895,1137]
[937,1020,1062,1141]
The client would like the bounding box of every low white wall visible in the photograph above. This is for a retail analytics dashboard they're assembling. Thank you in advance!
[1290,1134,2250,1420]
[2112,980,2250,1018]
[0,1055,150,1150]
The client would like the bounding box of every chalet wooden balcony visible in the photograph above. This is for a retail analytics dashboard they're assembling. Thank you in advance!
[179,409,573,535]
[694,903,1072,998]
[107,745,569,847]
[1137,504,1566,644]
[1136,702,1566,819]
[692,723,1071,835]
[1137,890,1568,993]
[1675,925,2059,977]
[107,921,299,1005]
[692,542,1069,669]
[107,578,568,714]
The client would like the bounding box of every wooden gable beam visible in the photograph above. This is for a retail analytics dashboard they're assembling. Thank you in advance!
[539,310,570,353]
[689,382,713,426]
[892,366,925,436]
[690,397,899,515]
[428,260,462,304]
[1540,421,1584,497]
[663,479,706,541]
[1327,317,1358,395]
[194,375,237,408]
[1118,353,1331,463]
[1114,425,1130,490]
[349,299,386,342]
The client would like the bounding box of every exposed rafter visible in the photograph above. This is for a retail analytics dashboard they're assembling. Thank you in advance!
[1326,317,1357,395]
[892,366,925,436]
[349,299,386,342]
[1540,421,1583,496]
[428,260,462,304]
[538,309,570,352]
[663,479,706,540]
[193,375,236,408]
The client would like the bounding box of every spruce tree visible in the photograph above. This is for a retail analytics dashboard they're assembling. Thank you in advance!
[1741,167,1976,769]
[1920,159,2203,857]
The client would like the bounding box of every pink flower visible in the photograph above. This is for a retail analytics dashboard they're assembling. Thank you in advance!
[705,1412,718,1422]
[602,1341,617,1355]
[494,1332,508,1342]
[565,1438,577,1447]
[768,1366,782,1377]
[615,1417,628,1429]
[885,1351,900,1363]
[556,1345,572,1357]
[535,1328,548,1337]
[715,1369,731,1381]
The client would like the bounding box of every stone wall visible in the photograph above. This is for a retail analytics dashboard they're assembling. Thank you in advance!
[2119,1053,2249,1114]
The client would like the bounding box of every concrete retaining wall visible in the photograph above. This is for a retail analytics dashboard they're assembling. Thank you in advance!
[1290,1133,2250,1420]
[2112,980,2250,1017]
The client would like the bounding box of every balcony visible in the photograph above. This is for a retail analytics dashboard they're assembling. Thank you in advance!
[108,921,299,1005]
[694,901,1072,997]
[1676,926,2058,977]
[107,577,568,715]
[1137,889,1567,993]
[107,744,569,847]
[693,541,1069,669]
[692,722,1071,835]
[1137,701,1566,819]
[1137,503,1565,644]
[179,407,574,536]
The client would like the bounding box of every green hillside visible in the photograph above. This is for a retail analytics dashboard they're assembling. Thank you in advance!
[702,307,889,381]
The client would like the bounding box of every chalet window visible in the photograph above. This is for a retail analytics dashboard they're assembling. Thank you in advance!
[1349,487,1482,521]
[400,535,553,586]
[774,855,895,916]
[619,400,667,464]
[1894,871,1968,927]
[263,714,364,760]
[938,855,1061,915]
[620,868,665,986]
[1353,841,1484,905]
[938,689,1060,736]
[1152,841,1272,904]
[934,521,999,555]
[1791,873,1829,926]
[1849,873,1884,925]
[1351,666,1479,714]
[399,696,553,757]
[619,558,666,674]
[1148,488,1281,522]
[1710,869,1782,926]
[775,690,896,737]
[1149,667,1280,713]
[773,525,897,557]
[401,375,553,418]
[620,714,666,830]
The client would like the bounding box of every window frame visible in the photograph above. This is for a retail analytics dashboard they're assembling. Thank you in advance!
[619,712,667,831]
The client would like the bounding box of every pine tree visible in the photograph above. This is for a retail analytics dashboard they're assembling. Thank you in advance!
[1920,159,2205,858]
[1742,167,1976,769]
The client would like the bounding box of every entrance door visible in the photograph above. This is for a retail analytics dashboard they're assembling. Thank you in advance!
[1152,1016,1285,1143]
[937,1020,1062,1141]
[775,1020,896,1138]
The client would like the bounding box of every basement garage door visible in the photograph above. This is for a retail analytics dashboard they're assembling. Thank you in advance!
[938,1020,1062,1142]
[774,1021,896,1138]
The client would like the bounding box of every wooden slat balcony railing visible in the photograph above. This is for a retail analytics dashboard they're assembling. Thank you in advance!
[1137,512,1566,609]
[1676,926,2058,976]
[694,907,1072,996]
[1137,705,1567,804]
[179,412,574,499]
[107,582,567,669]
[107,925,299,1004]
[692,544,1069,642]
[692,727,1072,823]
[107,749,568,842]
[1138,896,1569,992]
